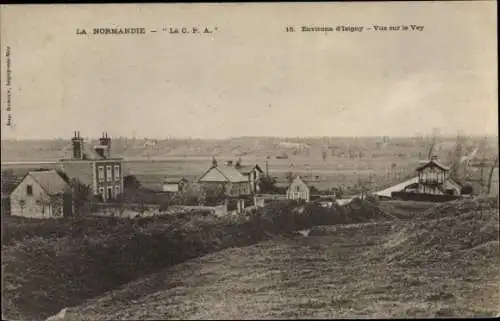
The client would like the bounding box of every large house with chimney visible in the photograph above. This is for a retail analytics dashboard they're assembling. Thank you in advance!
[198,158,251,212]
[198,158,251,197]
[58,131,124,202]
[225,158,264,194]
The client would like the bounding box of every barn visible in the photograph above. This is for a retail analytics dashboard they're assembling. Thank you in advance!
[9,170,73,219]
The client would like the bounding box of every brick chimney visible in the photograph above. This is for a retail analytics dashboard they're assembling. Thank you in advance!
[98,132,111,158]
[71,131,84,160]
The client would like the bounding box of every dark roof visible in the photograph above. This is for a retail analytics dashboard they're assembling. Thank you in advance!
[199,165,248,183]
[416,159,450,171]
[82,145,106,160]
[27,170,70,195]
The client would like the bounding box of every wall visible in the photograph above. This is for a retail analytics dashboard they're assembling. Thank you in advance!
[162,183,180,193]
[286,179,310,201]
[95,160,124,201]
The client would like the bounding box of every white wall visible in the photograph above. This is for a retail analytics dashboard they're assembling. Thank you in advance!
[10,175,60,218]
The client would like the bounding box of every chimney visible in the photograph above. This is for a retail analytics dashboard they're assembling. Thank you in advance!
[99,132,111,158]
[71,131,84,160]
[211,156,218,168]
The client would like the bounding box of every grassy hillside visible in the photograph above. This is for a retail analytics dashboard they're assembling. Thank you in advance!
[42,196,499,320]
[2,199,393,321]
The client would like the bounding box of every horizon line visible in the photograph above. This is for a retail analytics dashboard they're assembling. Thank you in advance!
[1,133,498,141]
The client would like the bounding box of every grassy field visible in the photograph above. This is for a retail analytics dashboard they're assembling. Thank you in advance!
[0,155,424,196]
[49,197,499,320]
[2,135,498,196]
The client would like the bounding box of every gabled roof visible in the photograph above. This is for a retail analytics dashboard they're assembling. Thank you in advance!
[163,177,188,184]
[25,170,70,196]
[198,165,248,183]
[287,176,311,190]
[82,145,106,160]
[416,159,450,171]
[443,178,462,192]
[373,176,420,198]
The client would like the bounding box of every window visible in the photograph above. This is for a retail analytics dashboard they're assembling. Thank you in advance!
[26,185,33,196]
[98,166,104,182]
[114,165,120,180]
[115,185,120,198]
[106,166,112,182]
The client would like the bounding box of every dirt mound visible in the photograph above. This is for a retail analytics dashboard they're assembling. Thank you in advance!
[342,197,394,222]
[420,196,499,221]
[382,197,499,266]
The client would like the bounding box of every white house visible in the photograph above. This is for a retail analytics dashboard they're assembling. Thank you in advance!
[286,176,311,202]
[10,170,73,219]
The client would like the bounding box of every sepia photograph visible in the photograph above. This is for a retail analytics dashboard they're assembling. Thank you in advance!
[1,2,498,320]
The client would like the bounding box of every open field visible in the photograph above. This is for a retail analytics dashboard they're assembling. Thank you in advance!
[2,136,498,195]
[0,156,432,196]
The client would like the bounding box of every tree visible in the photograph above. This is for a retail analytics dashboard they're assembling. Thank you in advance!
[335,186,344,199]
[69,178,92,216]
[487,156,499,195]
[285,171,295,183]
[1,169,18,195]
[258,175,277,194]
[461,183,473,195]
[202,184,227,206]
[449,133,467,182]
[427,127,441,159]
[178,183,205,206]
[123,175,141,202]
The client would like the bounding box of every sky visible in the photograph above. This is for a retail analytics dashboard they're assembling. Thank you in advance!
[0,2,497,140]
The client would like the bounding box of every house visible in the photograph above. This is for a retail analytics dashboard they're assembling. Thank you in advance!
[233,159,264,194]
[198,158,251,197]
[58,131,124,202]
[198,158,251,212]
[375,156,462,201]
[415,156,461,196]
[9,170,72,218]
[162,177,188,193]
[286,176,312,202]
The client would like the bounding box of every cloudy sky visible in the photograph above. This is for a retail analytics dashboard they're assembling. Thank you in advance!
[0,2,497,140]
